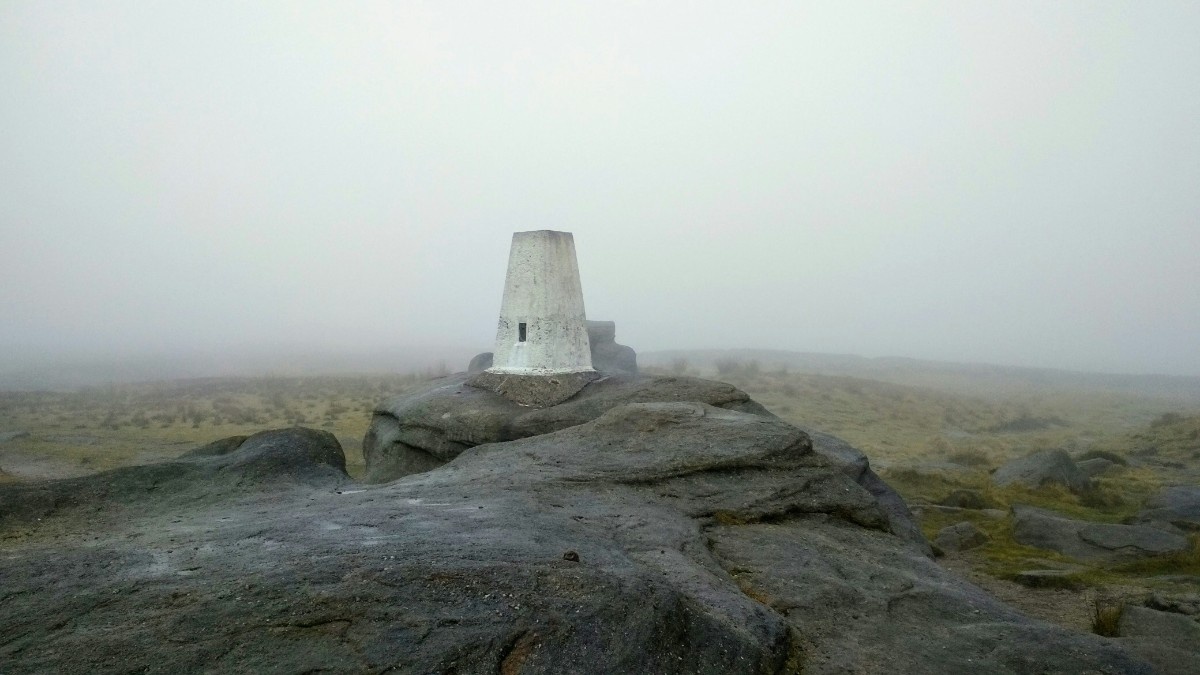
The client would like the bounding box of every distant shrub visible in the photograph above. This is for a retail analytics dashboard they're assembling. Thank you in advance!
[948,450,991,467]
[1151,412,1185,428]
[985,415,1067,433]
[715,358,742,377]
[1079,484,1126,509]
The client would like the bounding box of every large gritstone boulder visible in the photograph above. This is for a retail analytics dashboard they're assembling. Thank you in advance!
[0,405,1153,674]
[364,374,929,553]
[363,373,770,483]
[992,449,1091,493]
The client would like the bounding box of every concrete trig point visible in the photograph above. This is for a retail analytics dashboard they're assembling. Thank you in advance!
[471,230,600,406]
[488,230,595,375]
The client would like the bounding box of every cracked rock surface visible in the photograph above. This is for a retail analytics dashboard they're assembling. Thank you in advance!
[1,402,1153,673]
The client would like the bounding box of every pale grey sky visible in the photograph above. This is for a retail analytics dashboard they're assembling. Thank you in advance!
[2,1,1198,377]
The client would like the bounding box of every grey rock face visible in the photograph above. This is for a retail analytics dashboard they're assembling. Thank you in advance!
[993,449,1091,493]
[1119,606,1200,644]
[363,373,771,483]
[934,521,990,552]
[1116,606,1200,674]
[182,434,249,457]
[1137,485,1200,532]
[0,405,1152,674]
[0,427,348,528]
[1148,592,1200,617]
[1012,504,1190,563]
[364,375,926,550]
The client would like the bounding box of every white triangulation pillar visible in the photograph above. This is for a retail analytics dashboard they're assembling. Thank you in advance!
[487,230,595,375]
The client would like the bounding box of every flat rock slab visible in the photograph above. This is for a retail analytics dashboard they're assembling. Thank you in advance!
[0,409,1152,674]
[1012,568,1090,590]
[1117,606,1200,675]
[1012,504,1190,563]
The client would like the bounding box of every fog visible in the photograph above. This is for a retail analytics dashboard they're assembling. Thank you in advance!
[2,1,1198,380]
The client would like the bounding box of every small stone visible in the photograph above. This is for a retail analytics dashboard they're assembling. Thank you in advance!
[934,521,989,553]
[562,550,580,562]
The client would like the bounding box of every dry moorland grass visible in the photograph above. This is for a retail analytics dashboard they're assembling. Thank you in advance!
[0,374,433,478]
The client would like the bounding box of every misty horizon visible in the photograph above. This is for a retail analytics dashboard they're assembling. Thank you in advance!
[3,2,1198,378]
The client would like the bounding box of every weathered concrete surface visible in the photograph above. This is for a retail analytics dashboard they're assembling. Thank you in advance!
[488,230,594,375]
[466,369,599,408]
[1012,504,1190,563]
[469,320,636,378]
[0,411,1153,674]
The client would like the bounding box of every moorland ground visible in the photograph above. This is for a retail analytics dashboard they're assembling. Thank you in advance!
[2,351,1199,635]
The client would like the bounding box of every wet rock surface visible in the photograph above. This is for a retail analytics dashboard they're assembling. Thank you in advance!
[1012,504,1190,563]
[0,405,1154,674]
[1116,606,1200,675]
[363,373,772,483]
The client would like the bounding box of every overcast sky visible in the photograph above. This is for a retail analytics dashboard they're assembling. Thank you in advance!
[2,1,1198,377]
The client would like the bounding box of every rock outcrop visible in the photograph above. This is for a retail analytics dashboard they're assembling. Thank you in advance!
[1136,485,1200,532]
[0,409,1153,674]
[586,320,637,374]
[934,521,990,553]
[993,449,1091,493]
[1012,504,1190,563]
[1116,606,1200,675]
[363,373,771,483]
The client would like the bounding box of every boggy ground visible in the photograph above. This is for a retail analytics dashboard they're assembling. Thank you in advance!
[0,398,1153,673]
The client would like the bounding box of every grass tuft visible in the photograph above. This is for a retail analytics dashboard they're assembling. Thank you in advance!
[1092,600,1125,637]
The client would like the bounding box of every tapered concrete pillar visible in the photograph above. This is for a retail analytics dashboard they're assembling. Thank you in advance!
[487,230,594,374]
